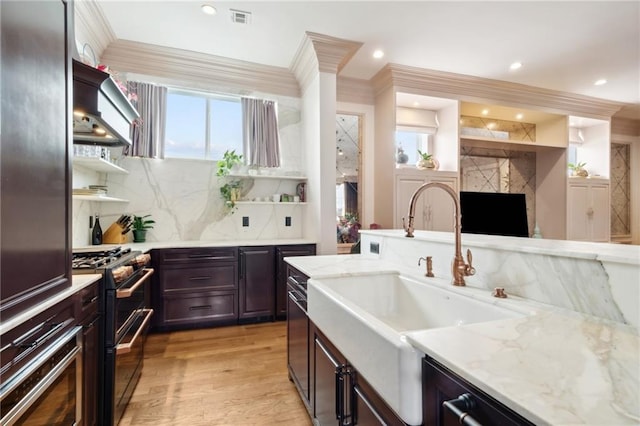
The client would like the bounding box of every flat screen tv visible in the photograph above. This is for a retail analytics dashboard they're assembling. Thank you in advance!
[459,191,529,237]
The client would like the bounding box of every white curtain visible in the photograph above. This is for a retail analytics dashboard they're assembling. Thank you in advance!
[125,81,167,158]
[241,97,280,167]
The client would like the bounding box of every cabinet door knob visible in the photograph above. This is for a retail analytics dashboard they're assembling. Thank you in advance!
[587,207,594,216]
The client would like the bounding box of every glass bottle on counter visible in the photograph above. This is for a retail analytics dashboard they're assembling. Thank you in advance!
[91,213,102,245]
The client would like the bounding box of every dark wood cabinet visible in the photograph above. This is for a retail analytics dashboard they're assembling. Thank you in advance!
[238,246,275,322]
[0,0,72,322]
[276,244,315,319]
[313,327,350,425]
[423,356,535,426]
[152,247,239,331]
[311,325,406,426]
[286,266,311,414]
[151,244,315,330]
[76,281,102,426]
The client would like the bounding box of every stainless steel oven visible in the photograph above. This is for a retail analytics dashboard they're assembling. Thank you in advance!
[0,324,83,426]
[72,247,153,425]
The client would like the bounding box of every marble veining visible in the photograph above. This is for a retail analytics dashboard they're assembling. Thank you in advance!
[360,230,639,328]
[406,311,639,425]
[72,92,303,247]
[285,231,640,425]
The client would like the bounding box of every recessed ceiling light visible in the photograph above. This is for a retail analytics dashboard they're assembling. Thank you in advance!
[373,49,384,59]
[413,101,420,107]
[594,79,607,86]
[201,4,217,15]
[515,113,524,120]
[509,62,523,70]
[481,109,489,115]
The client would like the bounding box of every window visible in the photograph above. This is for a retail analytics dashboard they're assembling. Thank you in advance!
[396,130,431,165]
[164,90,243,160]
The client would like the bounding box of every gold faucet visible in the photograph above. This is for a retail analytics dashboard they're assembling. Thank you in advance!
[403,182,475,286]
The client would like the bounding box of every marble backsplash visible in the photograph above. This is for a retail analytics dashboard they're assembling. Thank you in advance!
[72,94,304,247]
[360,230,640,330]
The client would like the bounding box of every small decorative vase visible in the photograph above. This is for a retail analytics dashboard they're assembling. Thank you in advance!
[416,158,438,170]
[573,168,588,177]
[396,148,408,164]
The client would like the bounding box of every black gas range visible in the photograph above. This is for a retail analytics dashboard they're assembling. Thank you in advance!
[72,246,154,425]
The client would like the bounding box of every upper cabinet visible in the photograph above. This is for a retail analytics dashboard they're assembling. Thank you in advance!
[1,0,73,321]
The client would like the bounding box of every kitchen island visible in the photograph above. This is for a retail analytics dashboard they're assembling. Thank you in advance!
[285,230,639,425]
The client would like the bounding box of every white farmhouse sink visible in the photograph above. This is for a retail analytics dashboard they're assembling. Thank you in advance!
[307,272,528,426]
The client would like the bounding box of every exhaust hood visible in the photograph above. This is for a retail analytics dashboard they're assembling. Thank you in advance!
[73,59,139,147]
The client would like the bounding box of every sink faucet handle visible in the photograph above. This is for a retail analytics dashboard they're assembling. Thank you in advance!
[465,249,476,276]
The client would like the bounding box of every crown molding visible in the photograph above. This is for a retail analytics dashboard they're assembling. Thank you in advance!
[612,116,640,137]
[73,0,116,60]
[290,34,319,95]
[337,77,374,105]
[371,63,625,119]
[305,32,363,74]
[291,32,363,93]
[100,40,300,98]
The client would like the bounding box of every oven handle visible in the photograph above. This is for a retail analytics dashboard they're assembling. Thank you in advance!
[115,309,154,355]
[116,268,154,299]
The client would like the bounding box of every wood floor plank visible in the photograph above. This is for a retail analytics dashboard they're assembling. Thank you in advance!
[119,321,312,426]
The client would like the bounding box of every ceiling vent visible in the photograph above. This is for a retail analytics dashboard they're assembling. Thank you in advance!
[230,9,251,24]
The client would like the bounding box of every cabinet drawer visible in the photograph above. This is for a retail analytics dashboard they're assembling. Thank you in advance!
[163,292,237,324]
[76,280,100,322]
[161,264,236,292]
[157,247,238,264]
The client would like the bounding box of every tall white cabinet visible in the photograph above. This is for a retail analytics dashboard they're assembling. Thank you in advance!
[567,178,610,242]
[393,169,458,231]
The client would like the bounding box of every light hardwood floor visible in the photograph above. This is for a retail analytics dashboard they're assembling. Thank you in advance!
[119,321,312,426]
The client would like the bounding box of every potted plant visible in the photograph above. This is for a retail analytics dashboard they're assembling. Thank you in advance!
[416,150,438,170]
[220,180,242,211]
[132,214,155,242]
[568,162,588,177]
[216,150,244,213]
[216,149,244,177]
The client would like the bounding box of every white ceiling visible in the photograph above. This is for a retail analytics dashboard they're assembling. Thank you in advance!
[98,1,639,110]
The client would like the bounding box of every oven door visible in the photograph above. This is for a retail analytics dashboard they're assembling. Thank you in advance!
[106,308,153,425]
[0,326,82,426]
[104,267,154,347]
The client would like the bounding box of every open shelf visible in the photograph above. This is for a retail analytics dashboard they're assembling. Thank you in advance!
[234,201,307,205]
[227,173,307,181]
[72,195,129,203]
[72,156,129,174]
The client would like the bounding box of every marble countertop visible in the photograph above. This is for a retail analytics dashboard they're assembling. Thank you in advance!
[285,254,640,425]
[0,274,101,335]
[74,238,316,254]
[361,229,640,266]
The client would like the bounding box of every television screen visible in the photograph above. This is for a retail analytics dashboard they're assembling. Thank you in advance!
[459,191,529,237]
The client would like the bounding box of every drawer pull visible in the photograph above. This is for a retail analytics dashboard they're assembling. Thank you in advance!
[82,295,99,307]
[189,305,212,311]
[188,253,212,259]
[443,393,482,426]
[188,276,212,281]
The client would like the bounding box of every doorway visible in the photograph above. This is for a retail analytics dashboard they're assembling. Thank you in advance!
[336,113,361,253]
